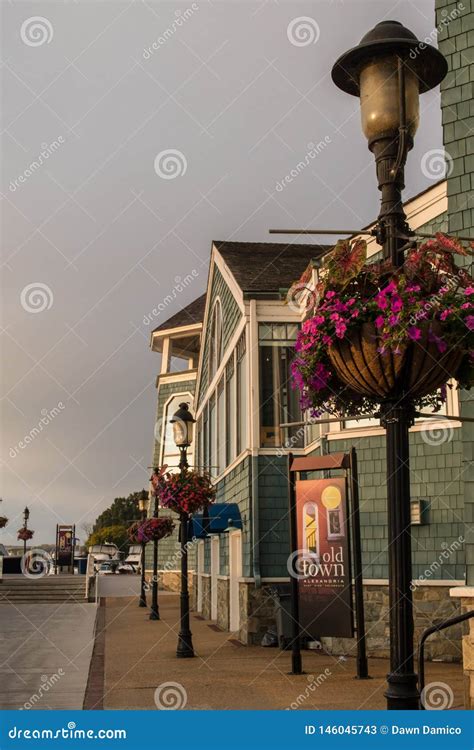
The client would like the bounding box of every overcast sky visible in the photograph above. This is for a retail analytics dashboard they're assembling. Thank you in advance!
[1,0,445,543]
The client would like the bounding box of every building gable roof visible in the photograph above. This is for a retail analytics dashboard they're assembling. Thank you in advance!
[214,241,330,294]
[152,293,207,334]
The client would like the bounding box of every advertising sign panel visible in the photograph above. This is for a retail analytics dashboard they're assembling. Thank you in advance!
[295,477,353,639]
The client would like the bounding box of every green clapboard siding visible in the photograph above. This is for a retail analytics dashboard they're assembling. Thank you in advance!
[197,265,242,406]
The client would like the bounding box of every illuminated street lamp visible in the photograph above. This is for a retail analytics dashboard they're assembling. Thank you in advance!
[332,21,447,710]
[170,402,196,658]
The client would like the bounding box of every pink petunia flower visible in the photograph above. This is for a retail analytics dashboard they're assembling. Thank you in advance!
[408,326,422,341]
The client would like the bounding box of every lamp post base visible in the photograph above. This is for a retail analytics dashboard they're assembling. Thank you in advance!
[176,633,194,658]
[385,673,420,710]
[138,597,147,608]
[149,607,160,621]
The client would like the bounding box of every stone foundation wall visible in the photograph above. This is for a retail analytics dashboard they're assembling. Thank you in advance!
[238,582,275,645]
[322,584,461,662]
[217,579,229,630]
[191,578,462,661]
[201,576,211,621]
[145,570,193,594]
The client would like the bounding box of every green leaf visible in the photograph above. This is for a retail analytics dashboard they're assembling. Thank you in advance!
[324,239,367,290]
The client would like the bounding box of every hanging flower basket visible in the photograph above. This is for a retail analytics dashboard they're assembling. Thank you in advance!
[128,517,175,544]
[152,467,216,516]
[291,233,474,416]
[17,527,34,542]
[0,516,8,529]
[328,320,464,400]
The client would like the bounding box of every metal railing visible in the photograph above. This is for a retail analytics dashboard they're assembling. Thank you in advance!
[418,609,474,709]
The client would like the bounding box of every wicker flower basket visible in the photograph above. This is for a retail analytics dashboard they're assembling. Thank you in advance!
[328,321,463,400]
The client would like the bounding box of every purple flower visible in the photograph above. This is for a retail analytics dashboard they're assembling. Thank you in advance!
[375,315,385,329]
[466,315,474,331]
[391,295,403,313]
[408,326,422,341]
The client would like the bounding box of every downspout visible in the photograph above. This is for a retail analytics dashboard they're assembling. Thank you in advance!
[251,455,261,588]
[249,299,261,588]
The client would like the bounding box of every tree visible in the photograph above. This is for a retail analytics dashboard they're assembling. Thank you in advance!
[92,490,147,532]
[86,525,129,554]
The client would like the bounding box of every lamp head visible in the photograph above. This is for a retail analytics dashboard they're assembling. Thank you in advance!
[138,493,148,513]
[170,402,195,448]
[331,20,447,141]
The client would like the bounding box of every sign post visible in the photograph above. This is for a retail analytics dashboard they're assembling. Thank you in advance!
[287,454,302,675]
[288,452,369,679]
[55,524,75,574]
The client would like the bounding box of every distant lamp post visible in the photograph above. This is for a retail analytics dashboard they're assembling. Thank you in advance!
[23,506,30,556]
[332,21,447,710]
[170,402,196,658]
[149,475,160,621]
[138,492,148,609]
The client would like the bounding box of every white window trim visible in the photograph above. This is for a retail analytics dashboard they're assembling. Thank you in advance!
[196,320,250,483]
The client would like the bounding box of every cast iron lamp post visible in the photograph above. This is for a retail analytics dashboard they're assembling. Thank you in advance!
[332,21,447,710]
[170,402,196,659]
[138,492,148,608]
[149,474,160,621]
[23,506,30,556]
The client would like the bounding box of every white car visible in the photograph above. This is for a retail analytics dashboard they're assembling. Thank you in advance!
[98,562,115,575]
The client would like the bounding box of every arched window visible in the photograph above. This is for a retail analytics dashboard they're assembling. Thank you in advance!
[209,300,223,380]
[303,502,320,558]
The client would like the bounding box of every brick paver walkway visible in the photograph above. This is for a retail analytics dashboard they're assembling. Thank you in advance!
[93,594,465,711]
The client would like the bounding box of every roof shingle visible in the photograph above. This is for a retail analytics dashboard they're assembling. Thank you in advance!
[214,240,329,293]
[152,293,206,334]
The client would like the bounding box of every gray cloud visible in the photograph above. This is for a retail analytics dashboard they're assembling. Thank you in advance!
[1,0,443,542]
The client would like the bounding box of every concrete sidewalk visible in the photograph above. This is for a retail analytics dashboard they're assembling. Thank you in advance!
[100,594,465,711]
[0,602,98,709]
